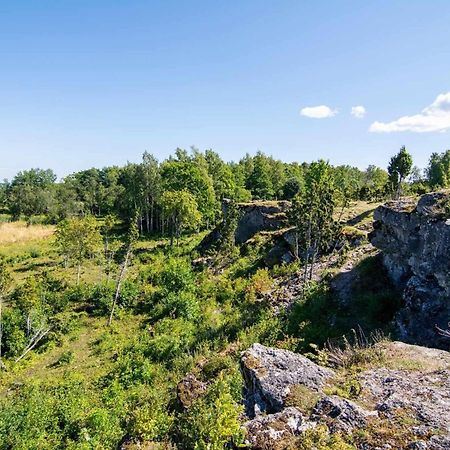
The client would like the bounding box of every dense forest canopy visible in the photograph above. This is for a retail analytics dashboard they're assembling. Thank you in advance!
[1,146,444,230]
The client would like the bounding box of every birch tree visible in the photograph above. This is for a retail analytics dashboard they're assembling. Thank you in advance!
[55,216,102,284]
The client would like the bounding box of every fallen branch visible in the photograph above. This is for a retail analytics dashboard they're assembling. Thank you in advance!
[15,327,51,363]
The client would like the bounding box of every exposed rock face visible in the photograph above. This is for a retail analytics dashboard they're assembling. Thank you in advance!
[230,201,290,244]
[311,395,377,433]
[263,228,297,268]
[240,342,450,449]
[241,343,334,417]
[370,192,450,349]
[198,200,291,254]
[244,407,311,449]
[361,367,450,449]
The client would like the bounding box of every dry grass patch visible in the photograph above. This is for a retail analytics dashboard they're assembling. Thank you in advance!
[0,221,55,245]
[379,341,450,372]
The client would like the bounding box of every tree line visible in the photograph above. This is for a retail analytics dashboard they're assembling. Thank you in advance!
[0,145,444,233]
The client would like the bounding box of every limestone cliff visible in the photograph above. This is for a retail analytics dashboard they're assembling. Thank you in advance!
[370,192,450,349]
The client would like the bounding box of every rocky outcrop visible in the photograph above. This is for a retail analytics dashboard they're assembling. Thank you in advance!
[240,342,450,449]
[370,192,450,349]
[244,407,311,449]
[241,343,334,417]
[231,201,290,244]
[198,200,291,254]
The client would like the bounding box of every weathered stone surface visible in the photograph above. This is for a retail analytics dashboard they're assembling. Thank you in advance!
[360,364,450,449]
[198,200,291,254]
[264,229,296,268]
[232,201,290,244]
[240,342,450,449]
[370,192,450,348]
[311,395,377,433]
[240,343,334,417]
[244,407,312,449]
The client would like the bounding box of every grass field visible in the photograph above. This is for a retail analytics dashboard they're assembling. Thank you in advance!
[0,221,54,245]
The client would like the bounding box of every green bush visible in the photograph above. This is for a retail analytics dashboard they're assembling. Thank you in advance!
[147,318,196,363]
[54,350,74,366]
[161,291,200,320]
[156,259,195,294]
[177,375,244,450]
[1,308,27,357]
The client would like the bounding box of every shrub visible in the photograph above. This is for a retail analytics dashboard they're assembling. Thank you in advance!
[294,425,356,449]
[157,259,195,294]
[147,318,196,363]
[177,375,245,450]
[54,350,74,366]
[161,291,200,320]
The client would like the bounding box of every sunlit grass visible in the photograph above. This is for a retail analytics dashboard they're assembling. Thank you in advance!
[0,221,55,245]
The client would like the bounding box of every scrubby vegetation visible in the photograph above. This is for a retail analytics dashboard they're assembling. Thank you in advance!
[0,145,444,448]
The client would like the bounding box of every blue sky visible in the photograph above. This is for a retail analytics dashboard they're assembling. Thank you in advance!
[1,1,450,179]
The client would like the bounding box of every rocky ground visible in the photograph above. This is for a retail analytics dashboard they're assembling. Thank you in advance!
[240,342,450,449]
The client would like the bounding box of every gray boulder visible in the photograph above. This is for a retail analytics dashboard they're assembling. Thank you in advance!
[240,343,334,417]
[232,201,290,244]
[244,407,312,449]
[311,395,377,433]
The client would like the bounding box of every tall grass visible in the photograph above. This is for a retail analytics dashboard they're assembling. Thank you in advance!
[0,221,55,245]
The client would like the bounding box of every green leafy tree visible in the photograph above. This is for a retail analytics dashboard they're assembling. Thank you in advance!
[246,151,274,199]
[55,216,102,284]
[161,160,215,226]
[282,177,301,200]
[426,150,450,188]
[360,165,389,200]
[289,160,337,286]
[141,151,161,233]
[116,163,145,228]
[204,150,236,201]
[229,162,252,201]
[7,168,56,222]
[65,168,101,215]
[46,182,82,223]
[161,191,202,246]
[388,146,413,198]
[269,157,287,199]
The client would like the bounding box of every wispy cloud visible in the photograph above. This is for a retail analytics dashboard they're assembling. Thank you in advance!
[351,105,366,119]
[300,105,337,119]
[370,92,450,133]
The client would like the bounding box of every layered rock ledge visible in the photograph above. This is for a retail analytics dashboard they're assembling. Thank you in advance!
[370,192,450,348]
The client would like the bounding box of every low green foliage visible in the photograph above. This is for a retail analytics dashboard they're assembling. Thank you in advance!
[293,425,356,450]
[177,375,245,450]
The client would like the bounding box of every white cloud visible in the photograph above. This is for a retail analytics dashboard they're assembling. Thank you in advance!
[300,105,337,119]
[369,92,450,133]
[351,105,366,118]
